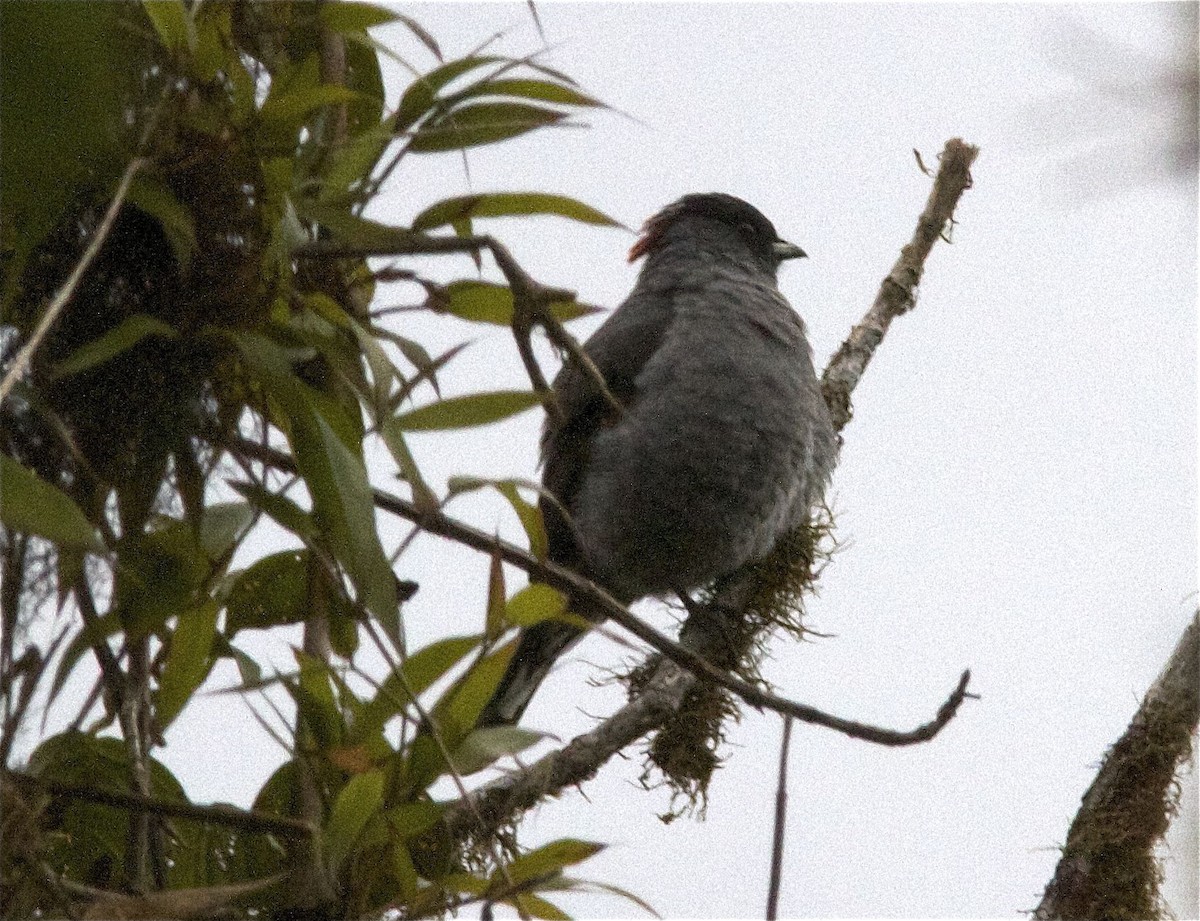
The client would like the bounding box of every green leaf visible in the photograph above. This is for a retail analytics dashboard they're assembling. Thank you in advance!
[434,639,517,740]
[115,518,211,638]
[447,476,548,560]
[0,2,136,298]
[324,769,385,872]
[379,419,439,510]
[359,635,481,736]
[394,390,541,432]
[127,174,197,269]
[298,200,419,250]
[290,402,396,619]
[27,732,187,888]
[50,315,178,380]
[143,0,195,53]
[506,839,605,886]
[505,584,567,628]
[485,550,505,641]
[429,281,602,326]
[384,801,444,839]
[198,501,254,563]
[319,122,396,204]
[451,725,547,775]
[0,454,103,552]
[514,894,571,920]
[156,600,219,729]
[318,1,398,33]
[408,102,567,153]
[229,481,319,543]
[388,13,443,60]
[392,841,420,901]
[225,550,309,635]
[295,650,343,749]
[232,332,397,622]
[260,83,360,129]
[436,280,513,324]
[411,192,622,233]
[395,56,504,132]
[461,78,604,109]
[439,872,492,897]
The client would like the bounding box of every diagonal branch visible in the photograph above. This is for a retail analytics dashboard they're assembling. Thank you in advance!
[220,431,972,746]
[1033,611,1199,920]
[822,138,978,433]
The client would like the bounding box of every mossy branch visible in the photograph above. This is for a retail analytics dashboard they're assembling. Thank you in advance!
[1033,611,1199,921]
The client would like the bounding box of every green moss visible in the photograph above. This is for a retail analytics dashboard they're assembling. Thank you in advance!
[628,510,837,818]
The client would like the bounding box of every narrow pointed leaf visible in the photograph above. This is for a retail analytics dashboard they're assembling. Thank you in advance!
[394,390,541,431]
[408,102,567,153]
[450,725,547,774]
[229,481,319,543]
[485,549,506,640]
[51,314,178,379]
[325,768,385,871]
[143,0,194,53]
[318,1,398,33]
[412,192,622,232]
[506,839,605,885]
[359,635,481,735]
[505,584,566,628]
[156,600,219,729]
[461,78,604,109]
[0,454,104,552]
[396,55,504,132]
[445,475,548,559]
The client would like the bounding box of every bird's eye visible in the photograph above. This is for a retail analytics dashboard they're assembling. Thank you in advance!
[737,221,760,242]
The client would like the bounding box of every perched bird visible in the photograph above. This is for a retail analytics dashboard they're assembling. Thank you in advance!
[477,193,837,727]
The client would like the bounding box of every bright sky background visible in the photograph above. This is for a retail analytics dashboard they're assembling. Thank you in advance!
[51,3,1197,919]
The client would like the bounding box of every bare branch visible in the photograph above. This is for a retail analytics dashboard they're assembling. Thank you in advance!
[0,156,145,406]
[766,717,793,921]
[821,137,979,433]
[1034,611,1199,920]
[221,432,971,745]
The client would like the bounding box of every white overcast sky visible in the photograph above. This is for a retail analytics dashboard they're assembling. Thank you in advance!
[92,2,1200,919]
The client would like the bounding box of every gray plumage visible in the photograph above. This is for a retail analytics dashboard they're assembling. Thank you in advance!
[478,193,837,727]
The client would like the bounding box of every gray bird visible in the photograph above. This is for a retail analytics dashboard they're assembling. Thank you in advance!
[477,193,837,727]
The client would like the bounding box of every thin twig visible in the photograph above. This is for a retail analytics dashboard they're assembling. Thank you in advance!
[0,103,159,402]
[4,770,314,838]
[766,716,793,921]
[72,573,124,718]
[220,431,973,744]
[297,231,626,420]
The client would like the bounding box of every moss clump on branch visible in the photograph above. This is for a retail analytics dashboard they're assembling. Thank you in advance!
[625,513,835,818]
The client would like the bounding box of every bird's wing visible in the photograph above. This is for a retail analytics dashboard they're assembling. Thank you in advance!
[540,290,677,569]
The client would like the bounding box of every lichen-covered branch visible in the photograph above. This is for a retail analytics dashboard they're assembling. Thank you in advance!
[821,138,979,433]
[1033,611,1199,921]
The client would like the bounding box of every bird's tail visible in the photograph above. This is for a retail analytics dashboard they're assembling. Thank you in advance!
[477,619,587,727]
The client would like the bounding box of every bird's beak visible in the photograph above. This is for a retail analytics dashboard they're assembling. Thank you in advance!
[772,240,807,261]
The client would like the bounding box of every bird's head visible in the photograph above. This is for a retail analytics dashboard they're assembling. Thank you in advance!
[628,193,805,275]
